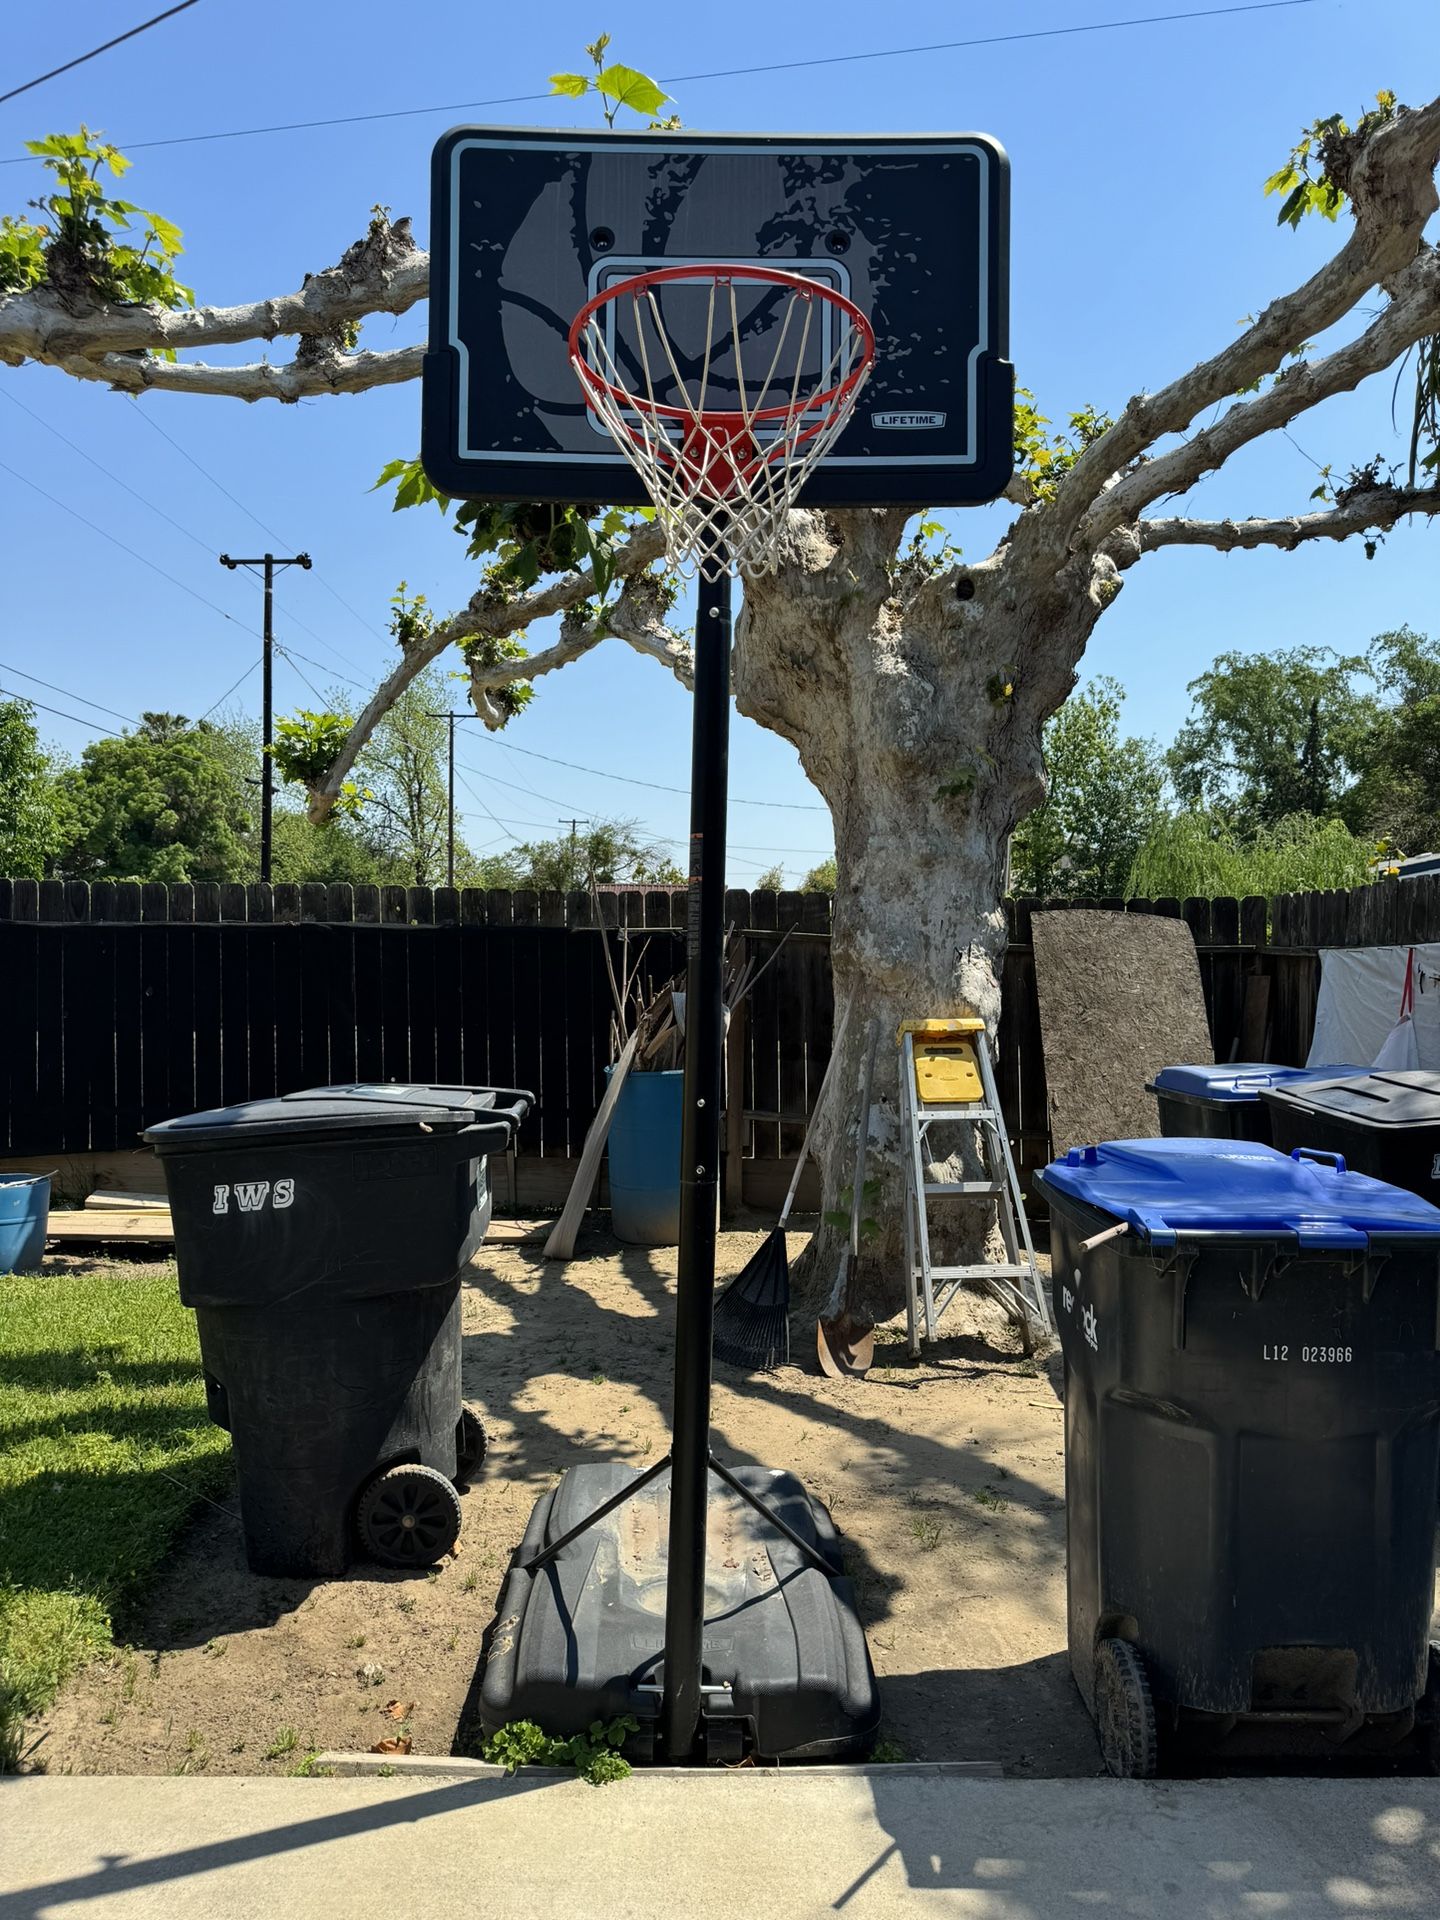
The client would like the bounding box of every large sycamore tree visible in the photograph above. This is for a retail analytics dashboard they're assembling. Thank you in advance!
[4,95,1439,1313]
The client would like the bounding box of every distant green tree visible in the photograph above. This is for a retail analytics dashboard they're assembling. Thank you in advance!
[1341,628,1440,856]
[801,857,837,893]
[1128,809,1378,899]
[1011,678,1165,896]
[1166,646,1371,824]
[506,818,682,890]
[56,713,251,881]
[752,864,785,890]
[0,699,64,878]
[269,809,387,885]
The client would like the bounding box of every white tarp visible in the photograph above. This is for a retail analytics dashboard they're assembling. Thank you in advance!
[1307,944,1440,1070]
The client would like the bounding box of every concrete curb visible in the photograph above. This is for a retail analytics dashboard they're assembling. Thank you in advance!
[313,1751,1005,1781]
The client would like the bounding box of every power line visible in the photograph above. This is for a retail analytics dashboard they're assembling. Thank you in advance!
[1,384,222,560]
[0,1,201,107]
[0,456,249,628]
[470,731,829,811]
[198,658,259,722]
[0,660,137,726]
[456,754,828,858]
[0,3,1320,159]
[124,404,383,666]
[0,683,124,735]
[1,390,375,690]
[274,643,329,706]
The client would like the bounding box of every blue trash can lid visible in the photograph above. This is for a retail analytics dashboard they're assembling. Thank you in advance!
[1037,1136,1440,1249]
[1149,1062,1365,1102]
[145,1083,529,1150]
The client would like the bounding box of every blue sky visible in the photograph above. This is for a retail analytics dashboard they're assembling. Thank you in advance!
[1,0,1435,882]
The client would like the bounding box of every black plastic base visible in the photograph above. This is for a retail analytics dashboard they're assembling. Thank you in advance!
[480,1462,880,1763]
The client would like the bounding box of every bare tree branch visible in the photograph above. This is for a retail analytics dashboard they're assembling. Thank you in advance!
[1084,245,1440,547]
[1135,484,1440,556]
[1041,95,1440,542]
[0,218,427,367]
[464,614,610,728]
[54,341,424,401]
[306,527,676,820]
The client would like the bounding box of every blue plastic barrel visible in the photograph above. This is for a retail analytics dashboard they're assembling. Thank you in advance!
[606,1068,683,1246]
[0,1173,50,1273]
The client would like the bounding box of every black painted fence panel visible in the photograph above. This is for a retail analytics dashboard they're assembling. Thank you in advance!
[4,881,1440,1168]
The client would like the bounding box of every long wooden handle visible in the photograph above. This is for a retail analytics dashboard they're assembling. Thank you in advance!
[849,1017,882,1259]
[777,991,856,1227]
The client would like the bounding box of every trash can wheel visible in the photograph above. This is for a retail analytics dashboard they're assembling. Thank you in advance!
[455,1406,487,1486]
[357,1463,463,1568]
[1094,1638,1158,1779]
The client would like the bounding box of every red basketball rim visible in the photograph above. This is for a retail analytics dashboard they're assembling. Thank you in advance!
[568,263,876,440]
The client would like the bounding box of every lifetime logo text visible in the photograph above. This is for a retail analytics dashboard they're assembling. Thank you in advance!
[213,1180,295,1214]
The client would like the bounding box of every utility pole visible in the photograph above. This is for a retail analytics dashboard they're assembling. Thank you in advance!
[559,818,590,888]
[427,709,486,887]
[220,552,312,883]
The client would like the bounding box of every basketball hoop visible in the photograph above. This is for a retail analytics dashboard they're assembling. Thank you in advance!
[568,264,875,580]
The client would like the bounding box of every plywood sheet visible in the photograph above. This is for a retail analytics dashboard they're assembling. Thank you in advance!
[1032,911,1212,1157]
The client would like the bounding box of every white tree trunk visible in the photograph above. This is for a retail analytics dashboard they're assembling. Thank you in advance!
[735,510,1103,1322]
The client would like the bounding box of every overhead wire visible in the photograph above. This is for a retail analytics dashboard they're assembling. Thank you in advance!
[0,456,249,628]
[469,729,828,811]
[198,658,259,722]
[0,4,1320,157]
[0,660,137,726]
[455,754,828,863]
[0,683,125,735]
[0,1,202,107]
[124,404,385,665]
[0,392,379,701]
[0,384,235,561]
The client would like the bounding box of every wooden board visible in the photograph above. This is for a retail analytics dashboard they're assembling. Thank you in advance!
[84,1190,171,1212]
[1032,910,1213,1158]
[48,1210,174,1243]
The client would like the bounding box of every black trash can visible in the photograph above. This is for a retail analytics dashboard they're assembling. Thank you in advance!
[1262,1070,1440,1202]
[1037,1136,1440,1776]
[1148,1062,1364,1145]
[145,1083,531,1577]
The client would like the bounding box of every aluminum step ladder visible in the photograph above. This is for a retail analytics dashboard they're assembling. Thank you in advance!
[899,1018,1052,1356]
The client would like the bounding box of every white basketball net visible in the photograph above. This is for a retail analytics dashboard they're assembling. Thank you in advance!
[570,270,874,582]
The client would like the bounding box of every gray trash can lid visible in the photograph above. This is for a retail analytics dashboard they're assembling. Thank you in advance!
[1260,1069,1440,1129]
[144,1083,528,1151]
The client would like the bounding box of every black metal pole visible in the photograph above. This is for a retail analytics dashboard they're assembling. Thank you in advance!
[660,564,731,1763]
[447,710,456,888]
[260,555,274,885]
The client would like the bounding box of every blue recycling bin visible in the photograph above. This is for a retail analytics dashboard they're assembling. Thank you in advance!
[1039,1136,1440,1775]
[1148,1062,1366,1145]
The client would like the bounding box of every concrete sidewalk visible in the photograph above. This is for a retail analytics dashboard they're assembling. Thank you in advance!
[3,1770,1439,1918]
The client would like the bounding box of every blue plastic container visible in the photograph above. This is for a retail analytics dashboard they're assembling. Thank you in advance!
[1148,1061,1364,1145]
[0,1173,51,1273]
[606,1068,683,1246]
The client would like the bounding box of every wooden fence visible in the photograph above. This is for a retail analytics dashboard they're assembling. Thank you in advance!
[4,875,1439,1205]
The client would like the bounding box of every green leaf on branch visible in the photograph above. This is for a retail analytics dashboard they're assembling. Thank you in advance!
[372,455,451,515]
[549,72,590,97]
[9,126,191,310]
[593,64,670,117]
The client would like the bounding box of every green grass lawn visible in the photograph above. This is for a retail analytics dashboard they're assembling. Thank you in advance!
[0,1262,231,1769]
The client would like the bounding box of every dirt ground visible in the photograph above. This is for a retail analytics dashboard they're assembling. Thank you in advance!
[33,1224,1103,1779]
[36,1224,1440,1781]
